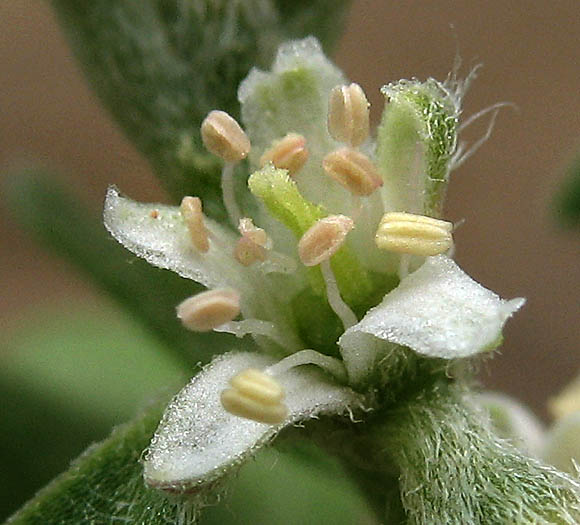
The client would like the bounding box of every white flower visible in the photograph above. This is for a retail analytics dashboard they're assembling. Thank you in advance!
[104,37,524,492]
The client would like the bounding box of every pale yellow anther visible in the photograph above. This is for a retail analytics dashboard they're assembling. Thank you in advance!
[323,148,383,196]
[234,235,267,266]
[298,215,354,267]
[375,212,453,256]
[238,217,270,248]
[221,368,288,424]
[259,133,309,176]
[176,288,240,332]
[327,83,370,147]
[180,196,210,253]
[201,110,250,163]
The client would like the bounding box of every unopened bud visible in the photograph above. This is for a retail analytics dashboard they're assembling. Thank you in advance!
[221,368,287,424]
[201,110,250,163]
[234,235,267,266]
[177,288,240,332]
[375,212,453,256]
[328,83,370,147]
[298,215,354,267]
[323,148,383,196]
[180,196,210,253]
[260,133,309,176]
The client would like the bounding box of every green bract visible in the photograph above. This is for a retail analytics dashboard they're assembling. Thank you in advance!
[104,38,526,496]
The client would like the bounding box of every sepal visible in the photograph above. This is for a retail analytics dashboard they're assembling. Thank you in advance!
[144,351,363,492]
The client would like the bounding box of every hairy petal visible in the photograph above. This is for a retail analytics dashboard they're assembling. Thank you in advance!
[144,352,363,492]
[339,255,524,384]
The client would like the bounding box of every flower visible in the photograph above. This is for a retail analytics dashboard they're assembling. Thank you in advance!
[103,37,524,493]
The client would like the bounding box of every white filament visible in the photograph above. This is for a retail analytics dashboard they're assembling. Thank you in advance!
[267,349,348,383]
[221,162,242,227]
[320,259,358,330]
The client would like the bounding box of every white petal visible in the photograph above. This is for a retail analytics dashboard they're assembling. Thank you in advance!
[339,256,524,383]
[103,186,238,289]
[144,351,363,491]
[543,411,580,474]
[477,391,545,456]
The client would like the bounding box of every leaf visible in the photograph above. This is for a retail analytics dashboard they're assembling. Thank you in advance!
[4,168,250,367]
[51,0,351,216]
[0,303,186,520]
[7,401,376,524]
[554,153,580,228]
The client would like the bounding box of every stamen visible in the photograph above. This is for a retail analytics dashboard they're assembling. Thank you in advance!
[266,349,348,383]
[298,216,358,329]
[238,217,271,249]
[214,319,290,349]
[298,215,354,267]
[176,288,240,332]
[260,133,309,177]
[323,148,383,197]
[180,196,210,253]
[220,368,288,424]
[200,110,250,163]
[375,212,453,256]
[234,235,267,266]
[327,83,370,147]
[220,162,242,227]
[320,260,358,329]
[201,110,250,226]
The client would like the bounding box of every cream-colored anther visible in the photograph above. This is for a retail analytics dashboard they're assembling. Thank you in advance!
[327,83,370,147]
[201,110,250,163]
[221,368,287,424]
[238,217,270,248]
[234,235,267,266]
[180,196,210,253]
[375,212,453,256]
[323,148,383,196]
[177,288,240,332]
[259,133,309,176]
[298,215,354,267]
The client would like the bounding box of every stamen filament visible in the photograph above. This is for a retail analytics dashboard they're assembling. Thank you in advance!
[214,319,294,350]
[266,349,348,383]
[320,259,358,330]
[221,162,242,227]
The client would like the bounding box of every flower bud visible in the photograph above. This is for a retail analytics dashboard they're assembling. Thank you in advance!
[221,368,287,424]
[177,288,240,332]
[260,133,309,176]
[201,110,250,162]
[298,215,354,267]
[180,196,210,253]
[328,83,370,147]
[375,212,453,256]
[323,148,383,196]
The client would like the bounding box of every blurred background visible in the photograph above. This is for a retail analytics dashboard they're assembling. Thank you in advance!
[1,0,578,520]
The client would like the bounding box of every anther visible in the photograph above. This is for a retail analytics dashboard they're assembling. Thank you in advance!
[260,133,309,177]
[238,217,270,249]
[298,215,354,267]
[234,235,267,266]
[221,368,288,424]
[323,148,383,197]
[176,288,240,332]
[375,212,453,256]
[180,196,210,253]
[327,83,370,147]
[200,110,250,163]
[298,216,358,329]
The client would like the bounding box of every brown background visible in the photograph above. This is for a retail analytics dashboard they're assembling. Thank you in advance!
[1,1,579,417]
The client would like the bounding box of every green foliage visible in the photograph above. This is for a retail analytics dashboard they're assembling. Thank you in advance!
[554,153,580,228]
[4,168,244,366]
[383,383,580,524]
[51,0,351,218]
